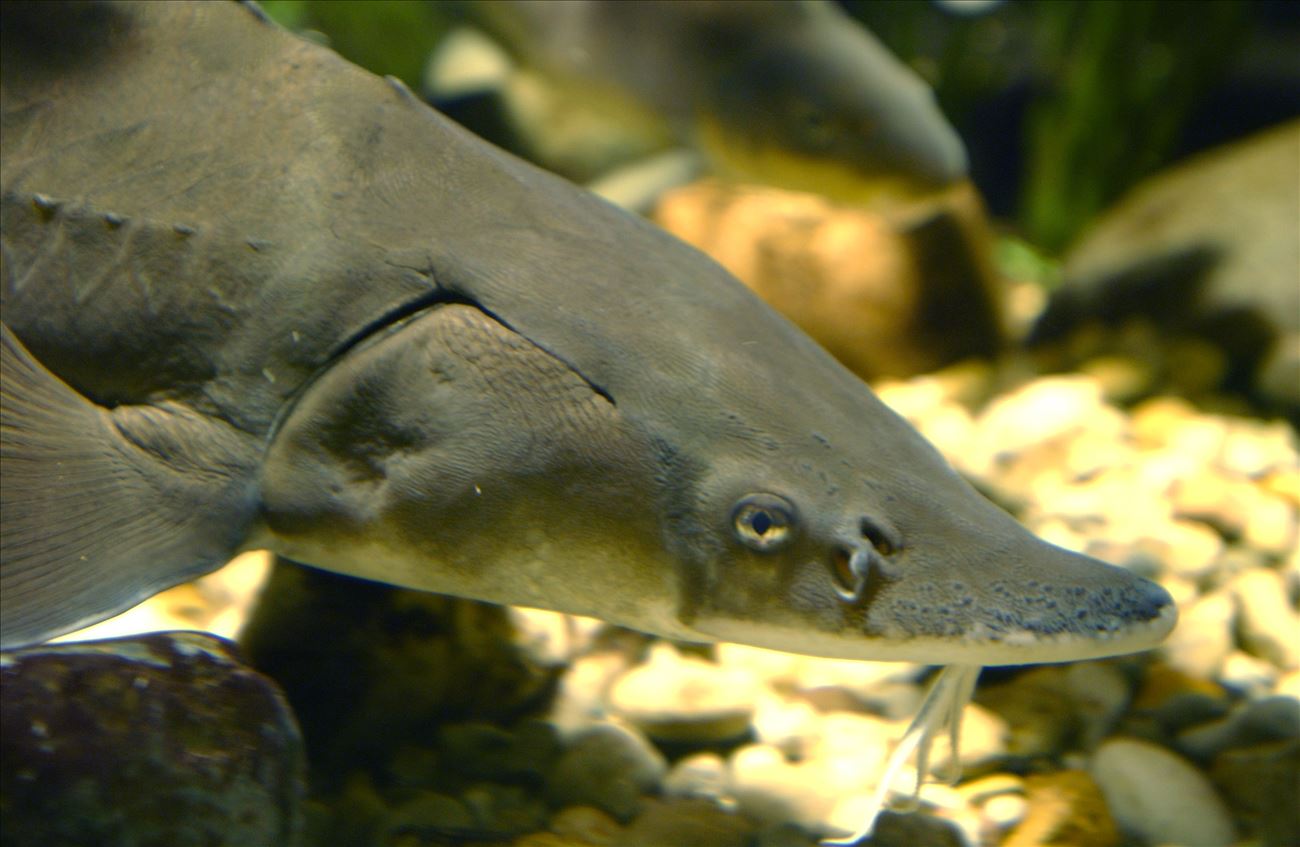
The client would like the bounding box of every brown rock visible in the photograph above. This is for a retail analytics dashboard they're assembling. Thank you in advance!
[1002,770,1120,847]
[653,179,1005,380]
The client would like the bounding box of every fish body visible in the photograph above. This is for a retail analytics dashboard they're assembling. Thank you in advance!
[1,2,1172,672]
[458,0,968,201]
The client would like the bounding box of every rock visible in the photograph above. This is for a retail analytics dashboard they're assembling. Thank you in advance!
[1131,664,1231,731]
[239,559,559,785]
[662,753,729,801]
[549,649,637,737]
[861,809,966,847]
[1091,737,1237,847]
[1031,121,1300,411]
[438,719,561,783]
[1220,418,1299,478]
[1160,589,1236,679]
[545,721,667,821]
[1176,695,1300,761]
[1064,663,1132,749]
[976,667,1078,759]
[653,179,1005,381]
[972,376,1114,463]
[548,805,622,845]
[0,632,304,847]
[608,643,760,744]
[1210,738,1300,847]
[460,781,550,836]
[728,744,841,832]
[1220,649,1280,695]
[1002,770,1120,847]
[619,798,755,847]
[1232,568,1300,670]
[378,791,475,842]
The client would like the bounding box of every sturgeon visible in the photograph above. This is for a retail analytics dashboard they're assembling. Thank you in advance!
[1,1,1174,835]
[460,0,969,200]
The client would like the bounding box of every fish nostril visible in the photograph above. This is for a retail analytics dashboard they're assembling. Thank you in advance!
[831,545,858,597]
[859,517,895,556]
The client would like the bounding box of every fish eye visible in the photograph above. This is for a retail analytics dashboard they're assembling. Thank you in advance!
[731,493,797,552]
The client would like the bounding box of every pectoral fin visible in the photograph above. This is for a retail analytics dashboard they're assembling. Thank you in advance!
[0,324,259,648]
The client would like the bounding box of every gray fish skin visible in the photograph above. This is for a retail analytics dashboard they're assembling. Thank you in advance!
[470,0,968,197]
[0,1,1173,661]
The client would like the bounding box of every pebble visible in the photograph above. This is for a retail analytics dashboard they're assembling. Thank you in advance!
[545,721,667,821]
[1090,737,1237,847]
[1232,568,1300,670]
[976,667,1078,758]
[1219,649,1280,695]
[379,791,474,840]
[619,798,755,847]
[1210,738,1300,847]
[1002,770,1119,847]
[1160,589,1236,679]
[608,643,760,743]
[1064,663,1132,748]
[662,753,729,801]
[548,805,622,846]
[1176,695,1300,761]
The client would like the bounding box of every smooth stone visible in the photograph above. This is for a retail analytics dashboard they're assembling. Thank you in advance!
[1220,419,1299,478]
[619,798,755,847]
[728,744,840,832]
[662,753,729,800]
[608,643,760,744]
[1091,737,1237,847]
[438,719,561,783]
[1220,650,1280,696]
[1241,489,1298,556]
[752,823,821,847]
[549,650,637,737]
[1160,589,1236,679]
[545,721,667,821]
[548,805,622,846]
[1232,569,1300,670]
[1002,770,1120,847]
[1064,663,1132,749]
[855,809,966,847]
[0,632,304,847]
[378,791,474,841]
[653,179,1005,382]
[1210,738,1300,847]
[239,560,557,785]
[460,782,549,835]
[750,695,824,757]
[1176,695,1300,761]
[971,376,1120,462]
[982,793,1030,831]
[976,667,1077,759]
[1170,467,1254,537]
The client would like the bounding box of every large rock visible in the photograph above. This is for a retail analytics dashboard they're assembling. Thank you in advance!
[653,179,1005,381]
[0,631,304,847]
[1030,121,1300,412]
[239,558,561,787]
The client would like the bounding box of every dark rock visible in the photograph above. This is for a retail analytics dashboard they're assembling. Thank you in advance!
[619,798,755,847]
[865,809,965,847]
[0,631,304,847]
[239,559,560,788]
[1210,738,1300,847]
